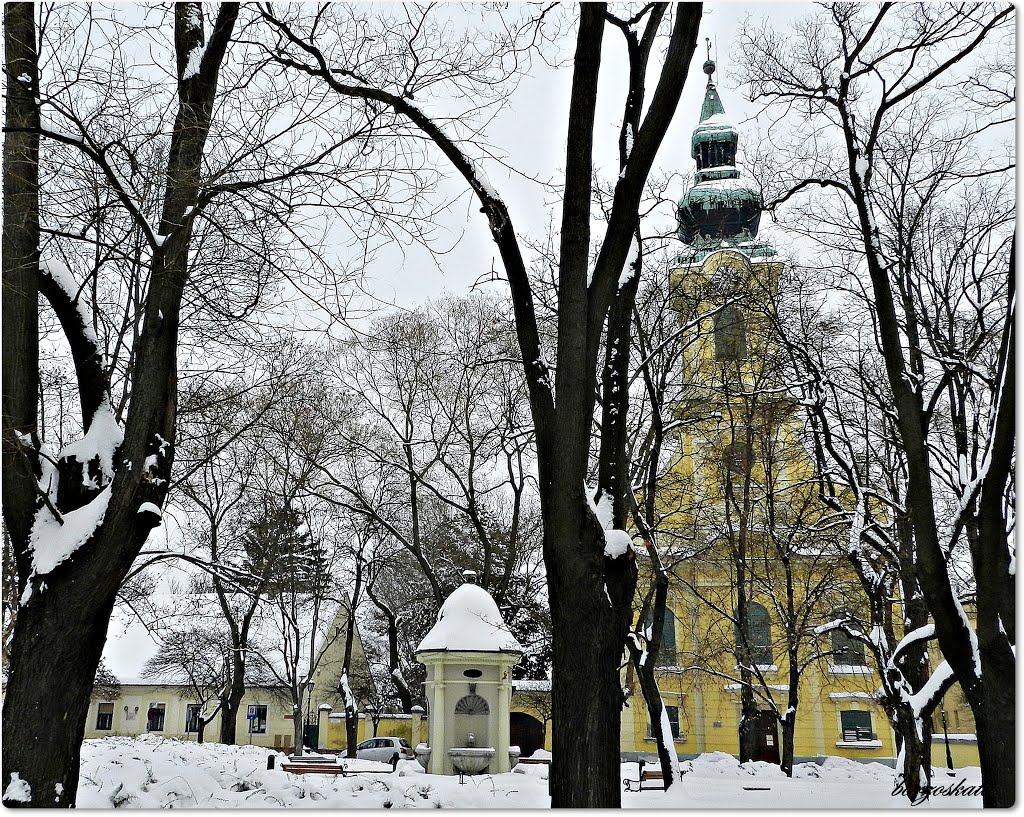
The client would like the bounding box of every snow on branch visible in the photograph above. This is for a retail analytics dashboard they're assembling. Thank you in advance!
[57,399,123,490]
[29,485,112,579]
[889,623,935,665]
[907,660,956,719]
[41,259,99,348]
[585,482,634,559]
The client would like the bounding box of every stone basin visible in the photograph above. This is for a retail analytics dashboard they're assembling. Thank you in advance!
[415,743,431,771]
[448,747,494,775]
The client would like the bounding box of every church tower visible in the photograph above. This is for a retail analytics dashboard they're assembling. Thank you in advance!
[622,55,900,769]
[666,54,789,521]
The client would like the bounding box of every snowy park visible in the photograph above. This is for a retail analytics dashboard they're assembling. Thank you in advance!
[2,0,1014,810]
[54,737,983,809]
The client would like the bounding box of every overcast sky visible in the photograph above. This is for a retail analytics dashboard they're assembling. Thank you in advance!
[111,3,812,676]
[353,3,809,312]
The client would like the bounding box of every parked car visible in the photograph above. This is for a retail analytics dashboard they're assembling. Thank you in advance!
[355,736,414,765]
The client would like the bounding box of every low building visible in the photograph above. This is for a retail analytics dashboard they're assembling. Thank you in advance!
[86,593,373,752]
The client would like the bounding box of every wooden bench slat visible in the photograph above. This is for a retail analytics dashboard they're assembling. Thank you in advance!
[623,762,669,792]
[281,763,347,776]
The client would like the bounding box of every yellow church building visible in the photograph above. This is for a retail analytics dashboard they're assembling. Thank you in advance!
[611,57,978,772]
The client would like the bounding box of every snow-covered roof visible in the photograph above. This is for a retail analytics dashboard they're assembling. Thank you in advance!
[416,582,522,654]
[103,593,344,686]
[512,679,551,692]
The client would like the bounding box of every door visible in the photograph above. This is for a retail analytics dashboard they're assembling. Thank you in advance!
[356,739,374,760]
[510,713,545,757]
[751,710,780,764]
[303,722,319,749]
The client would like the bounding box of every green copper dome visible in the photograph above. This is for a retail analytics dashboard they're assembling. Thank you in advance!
[677,59,764,250]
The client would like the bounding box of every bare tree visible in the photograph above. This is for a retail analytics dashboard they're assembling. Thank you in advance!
[258,5,702,803]
[141,625,231,744]
[3,5,240,804]
[772,270,945,799]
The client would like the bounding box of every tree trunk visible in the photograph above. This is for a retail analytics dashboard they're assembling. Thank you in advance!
[974,681,1015,807]
[291,692,305,757]
[892,704,929,802]
[737,682,758,763]
[780,663,799,777]
[780,712,795,777]
[633,664,676,786]
[345,711,358,758]
[1,1,40,561]
[627,578,677,788]
[546,512,631,807]
[972,251,1015,808]
[2,540,129,806]
[219,651,246,745]
[366,582,413,713]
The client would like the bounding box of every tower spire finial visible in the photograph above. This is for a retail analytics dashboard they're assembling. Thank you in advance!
[703,38,715,86]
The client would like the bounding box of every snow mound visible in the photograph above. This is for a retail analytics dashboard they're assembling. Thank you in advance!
[70,737,979,809]
[678,751,743,777]
[679,752,788,779]
[3,772,32,803]
[678,752,896,783]
[796,755,897,782]
[76,735,549,809]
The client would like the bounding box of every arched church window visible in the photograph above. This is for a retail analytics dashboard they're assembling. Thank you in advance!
[735,601,772,666]
[714,303,747,360]
[723,441,755,475]
[830,610,867,665]
[643,608,678,667]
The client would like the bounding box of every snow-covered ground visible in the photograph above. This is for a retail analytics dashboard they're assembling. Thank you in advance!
[70,736,982,809]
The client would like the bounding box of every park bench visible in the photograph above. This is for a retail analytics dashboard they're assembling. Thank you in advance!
[279,757,348,777]
[517,757,551,766]
[623,759,666,792]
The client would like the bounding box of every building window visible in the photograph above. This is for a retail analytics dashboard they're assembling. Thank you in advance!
[185,704,203,733]
[840,710,875,742]
[96,702,114,731]
[647,705,681,740]
[735,601,772,666]
[643,609,678,666]
[722,441,754,475]
[248,704,268,734]
[830,611,867,665]
[714,303,746,360]
[146,703,166,732]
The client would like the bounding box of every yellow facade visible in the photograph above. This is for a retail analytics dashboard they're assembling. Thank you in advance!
[84,685,304,750]
[617,247,980,769]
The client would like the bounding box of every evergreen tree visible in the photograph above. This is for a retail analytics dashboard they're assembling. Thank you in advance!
[241,503,328,597]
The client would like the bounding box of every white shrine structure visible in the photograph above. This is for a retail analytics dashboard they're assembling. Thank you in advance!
[414,571,523,775]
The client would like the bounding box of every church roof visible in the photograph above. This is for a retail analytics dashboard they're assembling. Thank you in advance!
[676,54,767,258]
[699,76,727,122]
[417,580,522,654]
